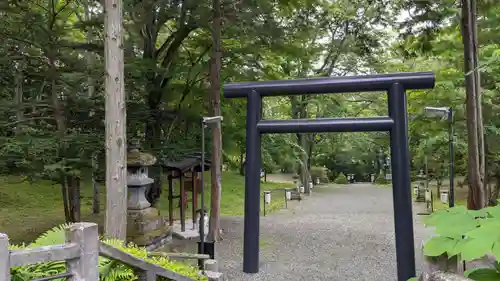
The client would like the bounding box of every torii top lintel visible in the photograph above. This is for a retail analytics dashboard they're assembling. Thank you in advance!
[223,72,435,98]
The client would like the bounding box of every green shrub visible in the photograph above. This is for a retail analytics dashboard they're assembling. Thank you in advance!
[327,170,339,182]
[9,224,207,281]
[310,166,329,183]
[334,173,348,184]
[375,174,389,185]
[280,159,297,174]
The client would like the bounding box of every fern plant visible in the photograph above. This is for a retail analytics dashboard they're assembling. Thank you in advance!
[9,224,208,281]
[10,224,70,281]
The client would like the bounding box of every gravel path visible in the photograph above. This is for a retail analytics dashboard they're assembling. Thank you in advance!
[217,183,429,281]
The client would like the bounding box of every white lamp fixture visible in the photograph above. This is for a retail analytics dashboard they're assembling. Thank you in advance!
[440,190,449,204]
[264,191,271,204]
[425,189,432,202]
[285,190,292,200]
[299,185,304,193]
[308,181,313,190]
[202,116,223,124]
[424,106,449,119]
[413,185,419,198]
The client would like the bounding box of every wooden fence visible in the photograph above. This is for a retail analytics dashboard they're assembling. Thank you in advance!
[0,222,222,281]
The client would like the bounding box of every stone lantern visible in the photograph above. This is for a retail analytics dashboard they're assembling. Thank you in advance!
[126,139,170,249]
[127,140,156,210]
[414,170,426,203]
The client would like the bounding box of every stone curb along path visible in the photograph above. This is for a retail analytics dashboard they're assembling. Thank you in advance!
[216,183,428,281]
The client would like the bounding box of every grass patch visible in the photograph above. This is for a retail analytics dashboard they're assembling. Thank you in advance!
[375,183,392,188]
[0,172,292,244]
[411,176,468,211]
[218,173,292,216]
[0,175,105,244]
[432,198,467,211]
[155,172,292,217]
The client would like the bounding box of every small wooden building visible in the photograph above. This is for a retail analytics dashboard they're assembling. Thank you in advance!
[159,157,211,232]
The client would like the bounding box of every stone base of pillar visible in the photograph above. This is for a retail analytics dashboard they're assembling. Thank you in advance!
[127,207,171,247]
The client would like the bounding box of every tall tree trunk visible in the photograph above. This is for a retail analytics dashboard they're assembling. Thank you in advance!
[207,0,223,242]
[84,0,100,215]
[301,134,310,192]
[290,95,311,191]
[307,138,313,170]
[71,176,81,222]
[14,59,24,135]
[290,96,301,176]
[67,176,76,222]
[60,175,71,222]
[104,0,127,240]
[461,0,485,210]
[239,150,244,176]
[299,95,311,193]
[47,15,70,219]
[471,0,486,203]
[492,172,500,205]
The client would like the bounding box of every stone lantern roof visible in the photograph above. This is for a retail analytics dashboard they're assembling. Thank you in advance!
[127,139,156,167]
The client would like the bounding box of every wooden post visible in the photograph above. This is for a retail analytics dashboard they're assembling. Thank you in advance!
[168,173,173,226]
[192,170,197,227]
[136,271,156,281]
[0,233,10,281]
[180,173,186,232]
[66,222,99,281]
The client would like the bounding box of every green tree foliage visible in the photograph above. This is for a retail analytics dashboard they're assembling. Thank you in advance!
[1,0,500,218]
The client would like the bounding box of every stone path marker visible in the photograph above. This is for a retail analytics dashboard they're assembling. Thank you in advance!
[217,183,428,281]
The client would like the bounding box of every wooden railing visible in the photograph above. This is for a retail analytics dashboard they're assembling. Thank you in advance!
[0,223,222,281]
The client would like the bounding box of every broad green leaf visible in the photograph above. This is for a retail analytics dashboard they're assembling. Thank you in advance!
[449,237,470,257]
[465,268,500,281]
[466,220,500,241]
[424,236,458,257]
[424,209,468,227]
[487,206,500,218]
[435,217,478,238]
[460,238,495,262]
[469,208,490,219]
[407,278,418,281]
[491,242,500,261]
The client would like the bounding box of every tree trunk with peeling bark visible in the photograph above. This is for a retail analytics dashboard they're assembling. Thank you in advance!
[14,53,24,135]
[84,0,100,215]
[461,0,486,210]
[104,0,127,240]
[470,0,487,204]
[207,0,223,242]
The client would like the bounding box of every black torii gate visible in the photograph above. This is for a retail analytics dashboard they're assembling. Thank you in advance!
[223,72,435,281]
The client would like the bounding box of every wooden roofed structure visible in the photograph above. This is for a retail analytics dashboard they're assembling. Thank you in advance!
[158,155,211,232]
